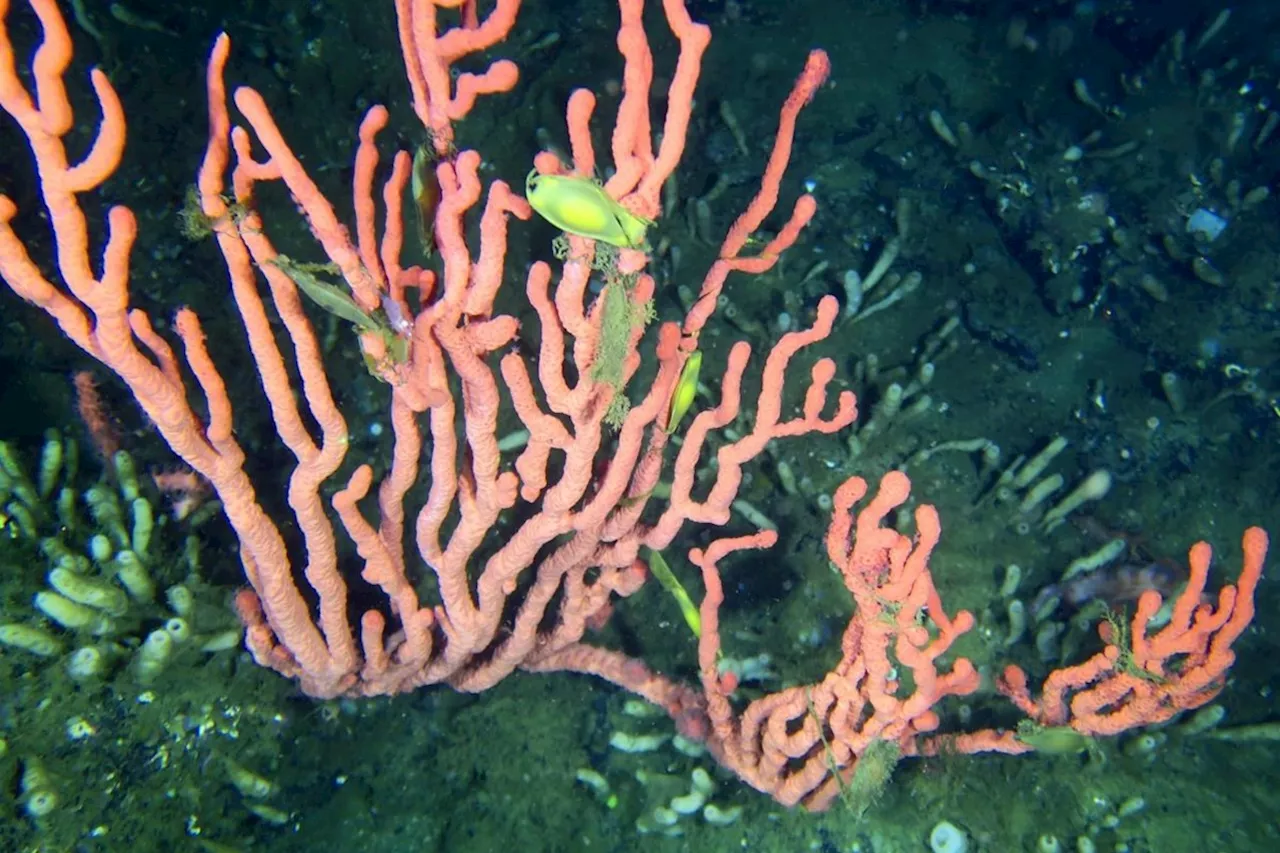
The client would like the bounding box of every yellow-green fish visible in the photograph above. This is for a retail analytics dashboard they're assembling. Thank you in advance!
[646,549,701,639]
[666,350,702,434]
[525,169,651,249]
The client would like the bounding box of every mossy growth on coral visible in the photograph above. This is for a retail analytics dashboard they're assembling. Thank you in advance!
[177,184,248,242]
[594,271,656,428]
[551,238,657,428]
